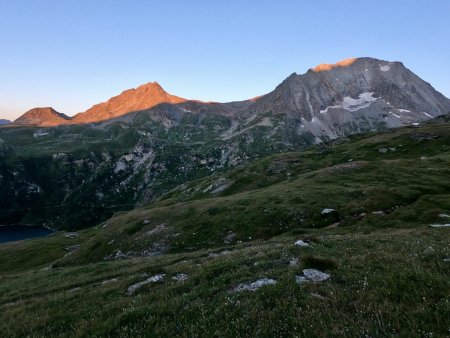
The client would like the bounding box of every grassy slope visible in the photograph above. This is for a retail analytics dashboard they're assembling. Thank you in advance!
[57,122,450,265]
[0,227,448,337]
[0,121,449,336]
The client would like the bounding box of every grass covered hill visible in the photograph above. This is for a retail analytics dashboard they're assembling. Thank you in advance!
[0,118,449,336]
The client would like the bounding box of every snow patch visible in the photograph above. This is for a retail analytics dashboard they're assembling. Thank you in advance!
[320,105,340,114]
[397,109,410,113]
[320,92,377,114]
[380,65,391,72]
[423,112,433,118]
[342,92,377,112]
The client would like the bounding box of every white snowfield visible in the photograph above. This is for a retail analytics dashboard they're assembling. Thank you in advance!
[320,92,377,114]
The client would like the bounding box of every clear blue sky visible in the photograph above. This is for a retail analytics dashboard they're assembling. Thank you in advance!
[1,0,449,120]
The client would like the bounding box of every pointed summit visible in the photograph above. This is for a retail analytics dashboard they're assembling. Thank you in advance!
[72,82,187,124]
[14,107,71,126]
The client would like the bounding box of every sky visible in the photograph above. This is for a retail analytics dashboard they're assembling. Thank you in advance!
[1,0,449,121]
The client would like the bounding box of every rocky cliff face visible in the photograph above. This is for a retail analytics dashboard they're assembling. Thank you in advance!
[224,57,450,140]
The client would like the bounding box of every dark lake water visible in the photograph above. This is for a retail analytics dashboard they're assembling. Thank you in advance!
[0,225,55,244]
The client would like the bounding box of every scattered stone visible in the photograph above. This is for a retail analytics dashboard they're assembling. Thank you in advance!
[289,258,299,267]
[224,232,237,244]
[267,160,287,174]
[310,292,327,300]
[172,274,189,282]
[295,275,309,284]
[429,224,450,228]
[294,240,309,247]
[107,239,115,245]
[101,278,119,285]
[372,211,385,215]
[232,278,277,292]
[65,244,80,252]
[208,250,232,258]
[146,223,167,236]
[420,156,427,160]
[443,257,450,263]
[203,178,233,194]
[143,219,151,224]
[127,274,165,296]
[68,287,81,293]
[438,213,450,218]
[302,269,331,282]
[64,232,79,239]
[378,148,388,153]
[325,222,340,229]
[410,132,439,141]
[321,208,335,215]
[104,249,130,260]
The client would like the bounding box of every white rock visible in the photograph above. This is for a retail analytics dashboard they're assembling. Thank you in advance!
[321,208,335,215]
[429,224,450,228]
[438,213,450,218]
[372,211,385,215]
[208,250,232,258]
[294,240,309,247]
[102,278,118,285]
[295,276,309,284]
[303,269,330,282]
[233,278,277,292]
[289,258,299,267]
[172,273,189,282]
[127,274,165,295]
[64,232,79,239]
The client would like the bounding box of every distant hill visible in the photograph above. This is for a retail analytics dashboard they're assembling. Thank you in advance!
[13,107,71,126]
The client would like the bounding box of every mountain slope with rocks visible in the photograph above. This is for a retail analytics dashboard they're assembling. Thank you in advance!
[1,57,449,229]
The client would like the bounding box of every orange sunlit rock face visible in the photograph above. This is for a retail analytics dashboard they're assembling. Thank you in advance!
[312,58,357,72]
[71,82,187,124]
[13,107,71,127]
[12,82,188,126]
[250,95,263,102]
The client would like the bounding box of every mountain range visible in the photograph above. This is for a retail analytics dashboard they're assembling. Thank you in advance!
[11,57,450,137]
[1,57,450,229]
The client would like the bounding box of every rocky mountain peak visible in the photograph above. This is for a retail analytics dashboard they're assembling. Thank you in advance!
[311,57,357,72]
[72,82,187,124]
[13,107,71,126]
